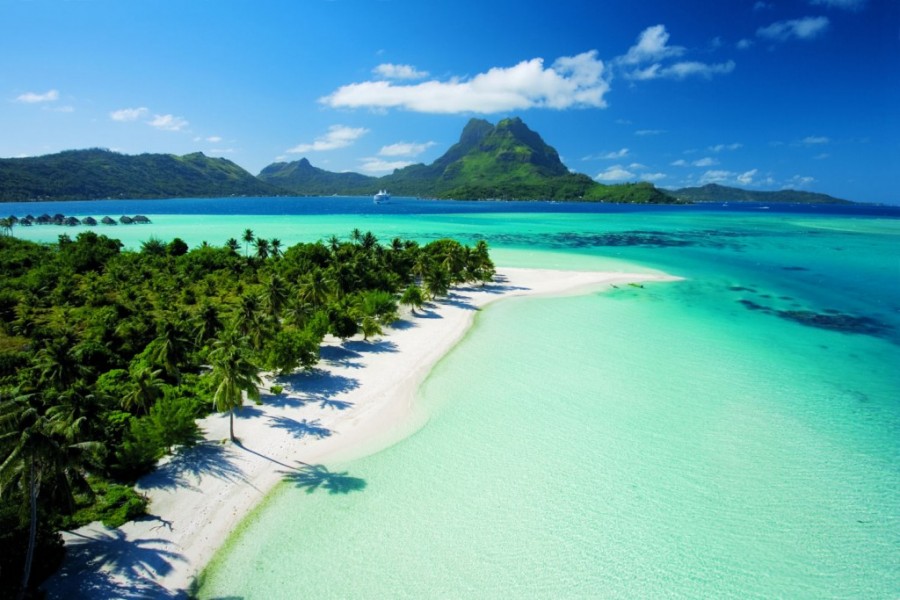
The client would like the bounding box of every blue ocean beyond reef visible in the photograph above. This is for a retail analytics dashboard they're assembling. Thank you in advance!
[10,197,899,597]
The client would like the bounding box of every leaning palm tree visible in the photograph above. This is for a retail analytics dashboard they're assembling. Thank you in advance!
[400,284,426,314]
[255,238,270,261]
[207,331,261,442]
[1,389,101,600]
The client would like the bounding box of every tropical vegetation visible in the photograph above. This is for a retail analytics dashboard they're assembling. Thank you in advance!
[0,228,493,598]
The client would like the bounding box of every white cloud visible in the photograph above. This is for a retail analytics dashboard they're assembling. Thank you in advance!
[814,153,830,160]
[810,0,866,10]
[619,25,685,65]
[596,165,636,181]
[737,169,758,185]
[671,159,689,167]
[784,175,815,188]
[360,157,414,174]
[758,16,830,41]
[737,39,754,50]
[287,125,369,153]
[709,142,743,152]
[110,107,149,122]
[801,135,829,145]
[373,63,429,80]
[754,1,773,9]
[693,157,718,167]
[149,114,189,131]
[700,169,735,184]
[619,25,734,81]
[378,141,435,157]
[640,172,666,182]
[600,148,629,159]
[635,129,665,136]
[16,89,59,103]
[321,50,610,114]
[206,135,223,143]
[658,60,736,80]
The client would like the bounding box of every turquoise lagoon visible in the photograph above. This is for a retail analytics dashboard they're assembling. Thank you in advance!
[8,199,900,597]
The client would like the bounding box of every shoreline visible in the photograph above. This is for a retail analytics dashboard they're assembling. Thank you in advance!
[42,267,678,598]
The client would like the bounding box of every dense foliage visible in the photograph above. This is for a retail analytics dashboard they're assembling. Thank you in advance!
[0,228,494,597]
[0,149,280,201]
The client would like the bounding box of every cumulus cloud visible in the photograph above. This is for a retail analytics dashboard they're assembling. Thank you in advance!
[378,141,435,157]
[700,169,735,184]
[373,64,429,80]
[321,51,611,113]
[110,107,149,122]
[619,25,685,65]
[737,39,754,50]
[758,16,830,41]
[671,159,689,167]
[287,125,369,153]
[16,89,59,103]
[693,157,718,167]
[737,169,758,185]
[149,114,189,131]
[618,25,734,81]
[360,157,414,174]
[596,165,636,182]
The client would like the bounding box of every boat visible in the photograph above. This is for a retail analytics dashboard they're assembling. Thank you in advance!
[373,190,390,203]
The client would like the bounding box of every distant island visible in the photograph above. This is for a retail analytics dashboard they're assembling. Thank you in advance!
[669,183,851,205]
[0,118,854,204]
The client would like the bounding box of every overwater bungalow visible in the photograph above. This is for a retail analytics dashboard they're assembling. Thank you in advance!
[101,216,117,225]
[52,214,65,225]
[63,216,81,226]
[120,215,134,224]
[36,214,52,224]
[82,216,98,226]
[19,218,33,226]
[132,215,151,224]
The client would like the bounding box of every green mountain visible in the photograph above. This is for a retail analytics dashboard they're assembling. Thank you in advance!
[257,157,377,196]
[260,117,679,203]
[671,183,853,204]
[0,149,280,201]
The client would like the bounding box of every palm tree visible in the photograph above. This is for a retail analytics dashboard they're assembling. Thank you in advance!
[144,316,191,381]
[298,270,332,308]
[194,301,223,347]
[34,333,86,392]
[122,363,164,415]
[225,238,240,254]
[242,229,255,258]
[1,389,101,600]
[263,274,289,320]
[270,238,283,259]
[400,284,426,314]
[255,238,270,261]
[207,332,261,442]
[327,234,341,253]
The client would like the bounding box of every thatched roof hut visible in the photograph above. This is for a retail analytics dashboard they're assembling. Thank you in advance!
[119,215,134,224]
[101,216,117,225]
[52,215,65,225]
[83,216,98,226]
[36,214,51,224]
[132,215,151,224]
[20,218,33,226]
[63,216,81,226]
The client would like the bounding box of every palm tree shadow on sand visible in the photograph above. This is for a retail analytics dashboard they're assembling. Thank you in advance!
[139,442,246,492]
[280,463,367,495]
[45,528,185,599]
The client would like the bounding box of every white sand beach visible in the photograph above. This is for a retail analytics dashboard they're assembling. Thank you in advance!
[42,267,676,598]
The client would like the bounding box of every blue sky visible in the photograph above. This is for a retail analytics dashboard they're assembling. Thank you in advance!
[2,0,898,203]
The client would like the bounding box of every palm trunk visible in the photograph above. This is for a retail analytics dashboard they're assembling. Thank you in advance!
[229,409,235,441]
[18,453,37,600]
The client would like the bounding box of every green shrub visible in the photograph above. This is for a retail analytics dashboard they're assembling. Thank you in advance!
[270,384,283,395]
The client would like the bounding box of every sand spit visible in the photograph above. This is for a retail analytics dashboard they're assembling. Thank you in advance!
[42,267,677,598]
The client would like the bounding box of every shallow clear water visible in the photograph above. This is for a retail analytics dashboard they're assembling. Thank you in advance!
[12,199,899,597]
